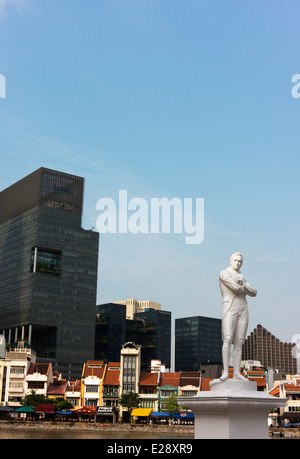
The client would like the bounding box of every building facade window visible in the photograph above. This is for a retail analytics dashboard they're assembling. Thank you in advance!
[122,356,136,393]
[10,367,25,374]
[85,385,99,393]
[27,382,45,390]
[140,399,155,408]
[31,247,61,275]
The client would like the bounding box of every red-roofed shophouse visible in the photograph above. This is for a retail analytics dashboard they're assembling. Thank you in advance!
[102,362,120,408]
[65,380,81,409]
[269,375,300,426]
[47,379,68,400]
[26,363,53,398]
[139,371,159,411]
[158,372,180,411]
[80,360,106,407]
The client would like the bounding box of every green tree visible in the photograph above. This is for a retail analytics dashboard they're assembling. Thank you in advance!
[53,397,73,411]
[119,392,141,422]
[162,393,186,413]
[162,393,179,412]
[20,390,51,408]
[21,391,73,411]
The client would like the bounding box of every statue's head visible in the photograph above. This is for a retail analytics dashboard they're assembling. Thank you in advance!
[229,252,243,272]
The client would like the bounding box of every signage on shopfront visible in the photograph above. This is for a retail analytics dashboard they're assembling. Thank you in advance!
[96,406,116,413]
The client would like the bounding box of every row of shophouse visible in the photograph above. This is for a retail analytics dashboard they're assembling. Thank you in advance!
[1,341,299,425]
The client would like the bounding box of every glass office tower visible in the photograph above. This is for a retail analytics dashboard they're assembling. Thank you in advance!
[0,168,99,379]
[95,304,171,371]
[95,303,127,363]
[175,316,222,371]
[134,310,171,370]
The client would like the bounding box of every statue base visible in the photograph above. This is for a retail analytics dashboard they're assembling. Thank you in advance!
[178,378,286,439]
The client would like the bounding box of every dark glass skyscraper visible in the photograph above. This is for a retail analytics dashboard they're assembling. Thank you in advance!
[95,303,127,363]
[0,168,99,379]
[95,304,171,371]
[175,315,222,371]
[134,310,171,370]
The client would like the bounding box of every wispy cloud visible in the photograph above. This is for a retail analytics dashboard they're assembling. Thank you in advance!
[0,0,28,18]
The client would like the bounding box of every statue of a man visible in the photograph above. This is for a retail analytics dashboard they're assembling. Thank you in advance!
[219,253,257,381]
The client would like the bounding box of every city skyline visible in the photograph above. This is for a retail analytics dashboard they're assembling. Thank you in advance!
[0,1,299,355]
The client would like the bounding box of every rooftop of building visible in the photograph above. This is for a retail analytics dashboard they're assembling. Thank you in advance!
[180,371,201,387]
[139,372,159,386]
[159,372,181,387]
[103,368,120,386]
[27,363,51,376]
[47,381,68,396]
[82,361,106,379]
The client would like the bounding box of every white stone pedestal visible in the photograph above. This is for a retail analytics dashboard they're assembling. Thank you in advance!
[178,379,286,439]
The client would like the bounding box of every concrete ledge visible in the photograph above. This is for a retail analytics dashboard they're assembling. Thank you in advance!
[178,381,287,439]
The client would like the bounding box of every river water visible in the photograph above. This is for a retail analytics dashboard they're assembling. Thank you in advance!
[0,426,194,440]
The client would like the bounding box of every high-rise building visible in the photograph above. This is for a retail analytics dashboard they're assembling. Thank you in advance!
[175,316,222,372]
[133,309,171,370]
[114,299,161,320]
[0,168,99,379]
[94,303,171,371]
[95,303,127,363]
[242,324,298,375]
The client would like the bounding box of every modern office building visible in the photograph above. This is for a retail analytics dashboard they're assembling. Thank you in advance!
[175,315,222,372]
[0,168,99,379]
[242,324,298,375]
[114,299,161,320]
[95,303,127,363]
[134,309,171,370]
[95,304,171,371]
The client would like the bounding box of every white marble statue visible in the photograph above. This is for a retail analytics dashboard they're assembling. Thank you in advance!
[219,252,257,381]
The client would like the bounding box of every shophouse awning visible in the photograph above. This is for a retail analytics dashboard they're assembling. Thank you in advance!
[35,404,55,413]
[172,412,194,419]
[15,406,35,413]
[131,408,153,417]
[150,411,171,417]
[0,406,16,412]
[73,406,97,415]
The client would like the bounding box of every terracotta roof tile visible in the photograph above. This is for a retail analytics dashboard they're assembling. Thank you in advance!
[27,363,51,376]
[68,380,81,392]
[269,386,280,397]
[139,372,158,386]
[47,382,67,396]
[82,363,105,379]
[180,371,201,387]
[200,379,213,391]
[248,376,266,387]
[159,372,180,387]
[285,384,300,392]
[103,369,120,386]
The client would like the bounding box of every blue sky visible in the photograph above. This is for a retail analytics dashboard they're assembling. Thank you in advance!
[0,0,300,361]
